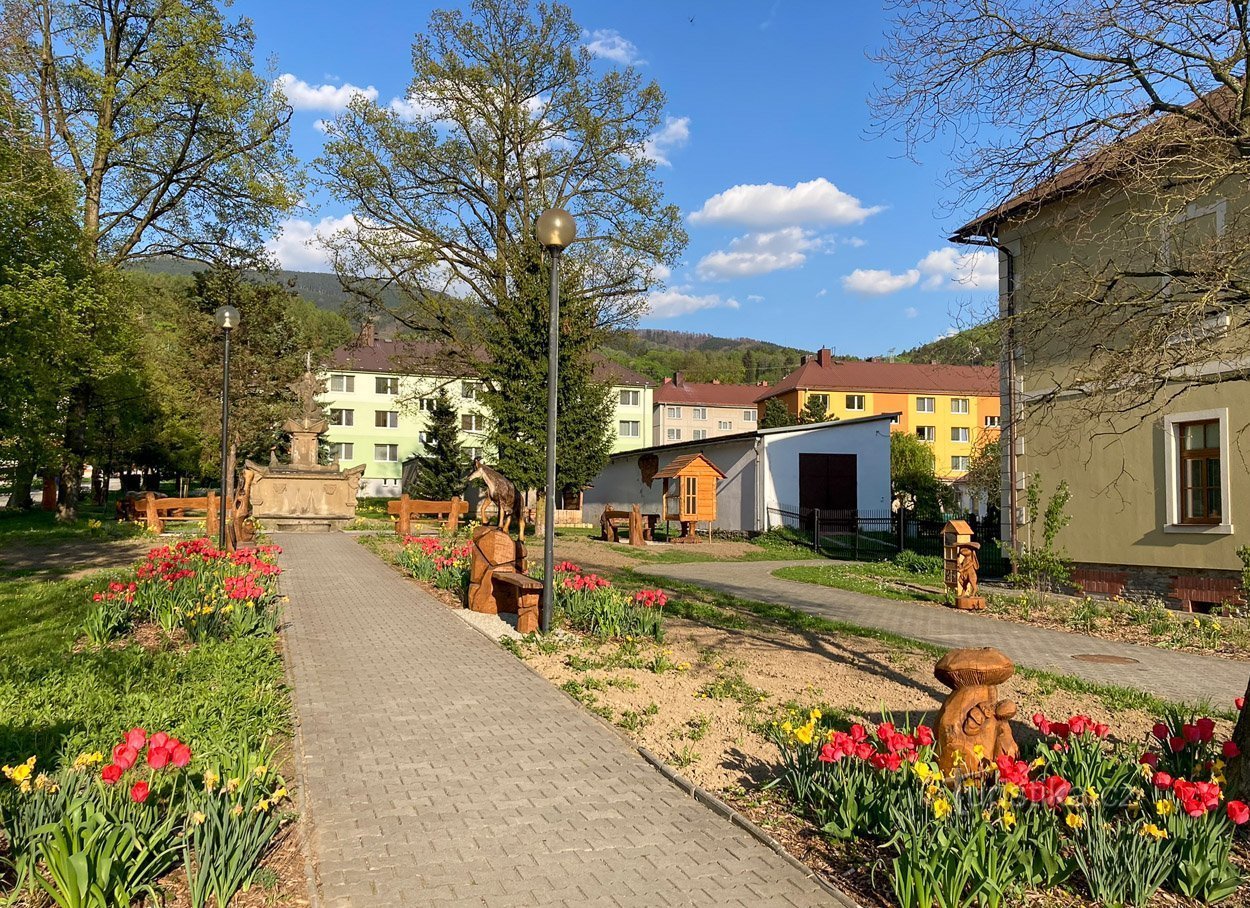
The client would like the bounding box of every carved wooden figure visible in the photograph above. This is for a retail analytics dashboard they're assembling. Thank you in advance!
[467,525,540,633]
[933,647,1019,777]
[466,458,519,534]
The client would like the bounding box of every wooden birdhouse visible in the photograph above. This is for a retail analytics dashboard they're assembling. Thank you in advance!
[655,453,726,542]
[942,519,985,611]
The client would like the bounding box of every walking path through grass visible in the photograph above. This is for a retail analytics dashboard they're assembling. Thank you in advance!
[276,533,838,907]
[639,560,1248,707]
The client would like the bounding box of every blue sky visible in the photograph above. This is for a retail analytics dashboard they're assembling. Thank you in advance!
[239,0,999,356]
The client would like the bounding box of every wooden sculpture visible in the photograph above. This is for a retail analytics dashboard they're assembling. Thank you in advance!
[467,524,540,633]
[943,519,986,610]
[934,647,1018,777]
[466,458,519,534]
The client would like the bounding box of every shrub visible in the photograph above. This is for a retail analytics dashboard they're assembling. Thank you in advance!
[893,551,944,575]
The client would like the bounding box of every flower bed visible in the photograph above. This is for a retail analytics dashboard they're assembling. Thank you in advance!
[85,538,283,646]
[552,562,665,640]
[769,707,1248,907]
[397,535,471,592]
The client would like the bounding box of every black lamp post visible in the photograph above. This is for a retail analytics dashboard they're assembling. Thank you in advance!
[214,304,240,550]
[534,208,577,633]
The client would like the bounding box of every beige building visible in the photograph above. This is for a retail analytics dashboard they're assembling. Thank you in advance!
[651,373,764,446]
[954,107,1247,593]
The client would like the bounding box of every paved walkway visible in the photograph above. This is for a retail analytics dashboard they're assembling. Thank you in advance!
[639,560,1247,707]
[276,534,837,908]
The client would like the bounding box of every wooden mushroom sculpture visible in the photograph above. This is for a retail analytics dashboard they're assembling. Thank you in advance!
[934,647,1019,777]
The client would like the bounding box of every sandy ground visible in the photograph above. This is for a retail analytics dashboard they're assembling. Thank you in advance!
[0,537,156,579]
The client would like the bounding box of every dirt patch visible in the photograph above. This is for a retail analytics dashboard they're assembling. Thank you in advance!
[0,537,155,580]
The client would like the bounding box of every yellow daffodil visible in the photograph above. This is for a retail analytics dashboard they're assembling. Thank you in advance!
[231,804,244,817]
[1138,762,1155,779]
[204,769,220,791]
[780,721,793,734]
[913,762,934,782]
[254,799,271,813]
[972,744,986,764]
[226,777,241,793]
[273,787,288,800]
[1002,810,1017,829]
[254,764,268,777]
[1156,799,1175,817]
[794,723,815,746]
[192,811,206,825]
[925,782,942,799]
[33,774,58,793]
[3,756,36,785]
[1003,781,1020,799]
[1215,758,1227,772]
[1031,756,1046,769]
[1141,823,1168,840]
[1085,786,1100,805]
[73,751,104,770]
[933,797,952,820]
[982,809,993,822]
[809,709,822,721]
[1065,813,1084,830]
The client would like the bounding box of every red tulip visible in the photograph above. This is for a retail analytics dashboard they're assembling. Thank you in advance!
[1169,736,1186,753]
[1182,723,1201,744]
[1139,752,1159,767]
[101,763,123,785]
[1197,718,1216,742]
[1228,801,1250,825]
[1093,723,1110,738]
[1032,713,1051,734]
[915,725,934,747]
[1223,741,1241,759]
[115,745,138,770]
[1069,715,1088,735]
[1152,772,1174,790]
[1238,698,1246,711]
[146,746,169,769]
[125,727,147,750]
[171,743,192,768]
[149,731,170,750]
[130,781,150,803]
[1050,722,1070,740]
[1152,722,1170,740]
[1022,781,1045,803]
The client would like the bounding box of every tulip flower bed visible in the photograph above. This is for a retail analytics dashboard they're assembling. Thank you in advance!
[552,562,665,640]
[769,707,1249,908]
[397,535,471,592]
[85,538,284,646]
[0,727,289,908]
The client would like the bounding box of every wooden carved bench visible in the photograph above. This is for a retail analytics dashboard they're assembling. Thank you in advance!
[491,571,542,634]
[1071,568,1128,598]
[1170,576,1245,613]
[599,504,657,545]
[388,494,469,535]
[132,492,222,537]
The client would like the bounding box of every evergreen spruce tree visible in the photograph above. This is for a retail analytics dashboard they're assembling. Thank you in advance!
[799,396,830,424]
[760,398,797,429]
[406,389,469,500]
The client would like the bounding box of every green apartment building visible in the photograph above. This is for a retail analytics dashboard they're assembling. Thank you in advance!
[318,334,654,497]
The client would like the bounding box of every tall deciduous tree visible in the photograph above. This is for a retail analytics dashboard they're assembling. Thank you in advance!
[317,0,685,492]
[2,0,299,518]
[891,431,952,520]
[405,389,469,501]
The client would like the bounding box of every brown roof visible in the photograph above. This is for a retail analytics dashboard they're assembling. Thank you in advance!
[654,372,766,408]
[758,349,998,400]
[327,336,651,387]
[653,452,726,479]
[952,88,1238,241]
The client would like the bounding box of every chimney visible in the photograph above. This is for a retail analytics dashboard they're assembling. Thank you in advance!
[359,320,376,348]
[800,355,810,366]
[816,347,831,366]
[674,371,685,387]
[662,376,672,385]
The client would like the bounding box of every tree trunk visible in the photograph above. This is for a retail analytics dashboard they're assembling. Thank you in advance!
[5,459,36,510]
[1226,677,1250,801]
[57,386,90,522]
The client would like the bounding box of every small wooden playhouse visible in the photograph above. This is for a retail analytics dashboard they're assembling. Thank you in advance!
[655,452,725,541]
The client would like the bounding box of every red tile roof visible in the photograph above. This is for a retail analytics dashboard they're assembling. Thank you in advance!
[758,351,998,400]
[653,373,767,408]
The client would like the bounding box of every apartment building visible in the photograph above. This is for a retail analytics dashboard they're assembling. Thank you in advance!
[755,349,999,480]
[651,373,765,446]
[319,333,654,497]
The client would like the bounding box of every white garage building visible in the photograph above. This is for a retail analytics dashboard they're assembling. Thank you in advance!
[582,414,894,534]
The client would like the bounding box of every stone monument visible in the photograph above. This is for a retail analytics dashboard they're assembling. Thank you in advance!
[933,647,1019,777]
[242,367,365,532]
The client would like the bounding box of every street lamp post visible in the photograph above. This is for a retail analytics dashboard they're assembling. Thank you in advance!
[535,208,577,634]
[214,305,240,550]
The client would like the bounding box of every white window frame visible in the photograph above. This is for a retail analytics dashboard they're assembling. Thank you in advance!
[331,442,353,460]
[461,381,482,401]
[845,394,865,411]
[618,420,641,438]
[375,376,399,395]
[467,446,483,460]
[692,429,708,440]
[329,373,354,393]
[889,414,901,425]
[374,443,398,462]
[916,425,935,442]
[375,410,399,429]
[951,427,970,443]
[461,413,484,433]
[916,397,935,413]
[666,428,682,441]
[665,406,682,419]
[717,420,733,431]
[418,397,436,412]
[329,408,354,427]
[1162,199,1232,342]
[1163,407,1233,534]
[619,389,640,407]
[743,409,757,422]
[951,455,970,472]
[692,407,707,420]
[951,398,970,414]
[985,415,1001,428]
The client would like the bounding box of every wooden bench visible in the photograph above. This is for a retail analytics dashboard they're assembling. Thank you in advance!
[132,492,223,537]
[599,504,657,546]
[388,494,469,535]
[491,571,543,634]
[1071,567,1128,598]
[1170,576,1245,613]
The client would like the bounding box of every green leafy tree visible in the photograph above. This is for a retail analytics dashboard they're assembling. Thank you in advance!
[760,398,797,429]
[406,389,469,501]
[963,436,1001,509]
[317,0,684,496]
[890,431,953,520]
[1011,474,1072,592]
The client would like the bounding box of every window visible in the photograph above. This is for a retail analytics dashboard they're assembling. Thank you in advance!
[951,398,970,414]
[375,376,398,395]
[1163,200,1232,341]
[717,420,733,431]
[329,408,354,427]
[951,427,970,443]
[666,428,682,441]
[808,393,830,410]
[331,442,353,460]
[916,426,935,442]
[461,381,482,401]
[665,406,682,419]
[845,394,865,411]
[418,397,436,412]
[684,476,698,514]
[743,409,757,423]
[889,414,901,425]
[418,431,430,446]
[619,389,640,407]
[1163,409,1231,532]
[951,456,970,472]
[984,415,1001,428]
[467,446,483,461]
[618,420,640,438]
[461,413,484,432]
[329,374,354,393]
[916,397,935,413]
[692,407,707,420]
[692,429,708,440]
[374,444,398,462]
[375,410,399,428]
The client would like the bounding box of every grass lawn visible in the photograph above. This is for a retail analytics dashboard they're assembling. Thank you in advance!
[0,502,146,548]
[773,559,945,602]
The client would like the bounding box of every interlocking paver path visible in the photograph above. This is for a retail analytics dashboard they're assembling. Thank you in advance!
[276,534,838,907]
[639,560,1248,706]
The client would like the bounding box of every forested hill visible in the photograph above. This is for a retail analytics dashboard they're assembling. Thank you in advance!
[896,322,1000,367]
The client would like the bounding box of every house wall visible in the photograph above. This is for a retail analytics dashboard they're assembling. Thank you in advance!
[761,419,893,521]
[652,403,759,446]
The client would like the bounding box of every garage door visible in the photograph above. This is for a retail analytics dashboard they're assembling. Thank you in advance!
[798,453,857,513]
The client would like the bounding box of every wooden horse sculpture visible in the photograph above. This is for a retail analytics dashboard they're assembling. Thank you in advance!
[466,458,520,534]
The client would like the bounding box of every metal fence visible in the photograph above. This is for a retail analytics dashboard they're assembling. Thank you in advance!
[766,506,1008,578]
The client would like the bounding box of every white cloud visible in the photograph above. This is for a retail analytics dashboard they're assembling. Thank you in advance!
[585,29,644,65]
[264,215,358,272]
[747,294,765,303]
[695,227,821,280]
[646,289,740,318]
[904,306,919,318]
[841,268,921,296]
[312,119,330,134]
[642,116,690,166]
[648,262,672,284]
[843,236,866,248]
[839,247,998,297]
[275,74,378,112]
[689,178,882,228]
[816,288,828,297]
